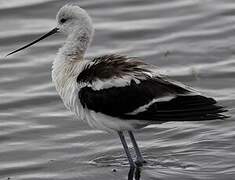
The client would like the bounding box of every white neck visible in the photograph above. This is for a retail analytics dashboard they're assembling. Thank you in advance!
[59,27,93,60]
[52,27,93,98]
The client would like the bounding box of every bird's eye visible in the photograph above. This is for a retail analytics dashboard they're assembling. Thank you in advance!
[60,18,67,24]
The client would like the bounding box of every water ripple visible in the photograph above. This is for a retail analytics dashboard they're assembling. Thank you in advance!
[0,0,235,180]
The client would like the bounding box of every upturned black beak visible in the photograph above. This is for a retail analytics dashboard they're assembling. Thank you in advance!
[6,27,59,57]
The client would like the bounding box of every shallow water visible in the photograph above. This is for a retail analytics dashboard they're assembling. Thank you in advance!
[0,0,235,180]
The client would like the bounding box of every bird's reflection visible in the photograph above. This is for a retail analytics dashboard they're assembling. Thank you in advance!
[128,166,141,180]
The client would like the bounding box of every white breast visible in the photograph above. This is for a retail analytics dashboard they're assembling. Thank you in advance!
[51,54,89,121]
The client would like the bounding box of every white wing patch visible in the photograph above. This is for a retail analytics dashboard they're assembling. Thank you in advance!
[90,75,139,90]
[126,95,176,115]
[88,71,155,91]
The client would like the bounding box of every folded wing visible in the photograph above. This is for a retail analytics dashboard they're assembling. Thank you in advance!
[77,54,227,122]
[79,78,227,122]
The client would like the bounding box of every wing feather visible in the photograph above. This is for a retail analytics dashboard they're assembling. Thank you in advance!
[77,54,227,122]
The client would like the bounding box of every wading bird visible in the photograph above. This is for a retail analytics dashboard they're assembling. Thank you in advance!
[7,4,227,168]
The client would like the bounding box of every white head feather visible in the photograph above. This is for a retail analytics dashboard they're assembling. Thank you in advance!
[56,4,94,57]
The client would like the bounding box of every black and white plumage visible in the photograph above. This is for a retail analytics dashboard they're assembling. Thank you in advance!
[78,54,226,123]
[7,4,228,168]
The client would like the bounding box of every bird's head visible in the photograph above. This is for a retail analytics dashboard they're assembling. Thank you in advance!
[56,4,93,36]
[6,4,94,56]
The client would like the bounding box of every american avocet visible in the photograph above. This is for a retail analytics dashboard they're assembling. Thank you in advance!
[7,4,227,168]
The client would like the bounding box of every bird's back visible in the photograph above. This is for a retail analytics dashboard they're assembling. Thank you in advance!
[75,54,227,129]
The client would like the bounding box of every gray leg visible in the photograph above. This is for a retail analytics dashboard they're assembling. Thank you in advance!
[118,131,135,168]
[128,131,146,166]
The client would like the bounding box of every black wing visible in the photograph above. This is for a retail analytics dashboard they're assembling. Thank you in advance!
[78,77,227,122]
[77,54,150,83]
[78,54,227,122]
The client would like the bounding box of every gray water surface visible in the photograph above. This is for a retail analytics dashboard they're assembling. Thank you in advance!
[0,0,235,180]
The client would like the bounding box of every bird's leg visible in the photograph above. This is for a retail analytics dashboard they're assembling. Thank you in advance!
[118,131,136,168]
[128,131,146,166]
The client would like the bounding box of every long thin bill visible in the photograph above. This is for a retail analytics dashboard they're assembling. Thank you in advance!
[6,27,59,57]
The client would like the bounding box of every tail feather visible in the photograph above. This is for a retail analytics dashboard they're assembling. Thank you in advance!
[130,95,229,121]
